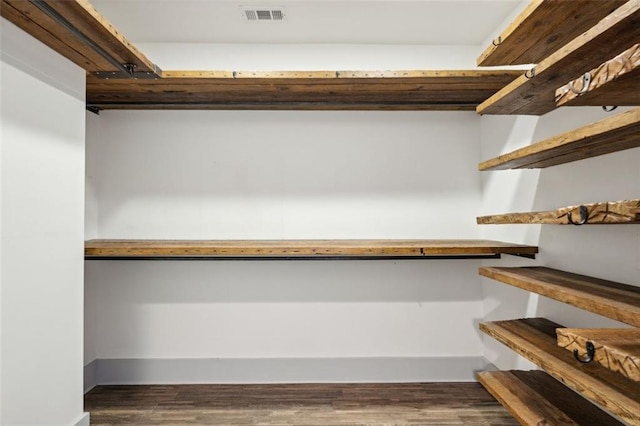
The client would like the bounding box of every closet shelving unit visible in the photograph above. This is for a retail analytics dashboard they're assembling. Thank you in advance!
[4,0,640,424]
[0,0,536,259]
[477,1,640,424]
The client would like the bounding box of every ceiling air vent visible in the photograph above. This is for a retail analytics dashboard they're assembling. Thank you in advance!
[241,7,286,22]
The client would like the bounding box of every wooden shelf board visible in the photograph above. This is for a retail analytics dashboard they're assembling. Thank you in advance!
[84,239,538,259]
[477,0,625,66]
[557,328,640,383]
[477,199,640,225]
[479,267,640,327]
[556,43,640,107]
[479,108,640,170]
[480,318,640,424]
[86,70,521,111]
[477,370,622,426]
[1,0,159,74]
[477,0,640,115]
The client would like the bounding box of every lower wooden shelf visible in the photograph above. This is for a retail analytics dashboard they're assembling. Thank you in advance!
[480,318,640,424]
[477,370,622,425]
[557,328,640,383]
[479,267,640,327]
[84,239,538,260]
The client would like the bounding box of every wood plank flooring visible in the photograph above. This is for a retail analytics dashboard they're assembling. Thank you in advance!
[85,383,518,425]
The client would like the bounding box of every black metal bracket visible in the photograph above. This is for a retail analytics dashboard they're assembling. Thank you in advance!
[508,252,537,259]
[85,254,504,261]
[602,106,618,112]
[86,106,101,115]
[567,205,589,225]
[492,36,502,47]
[573,341,595,363]
[92,71,161,80]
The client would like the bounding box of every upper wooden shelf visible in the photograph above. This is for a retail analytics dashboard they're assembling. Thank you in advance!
[84,239,538,260]
[477,370,622,426]
[85,70,521,111]
[480,107,640,170]
[557,328,640,383]
[478,199,640,225]
[480,318,640,425]
[477,0,640,115]
[477,0,625,66]
[479,267,640,327]
[0,0,159,75]
[0,0,521,111]
[556,43,640,108]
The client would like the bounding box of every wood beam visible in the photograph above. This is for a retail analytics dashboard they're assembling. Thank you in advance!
[477,199,640,225]
[86,70,521,111]
[556,43,640,107]
[84,239,539,259]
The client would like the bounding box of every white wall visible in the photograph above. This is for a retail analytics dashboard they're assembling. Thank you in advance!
[84,108,488,382]
[137,43,483,70]
[480,106,640,369]
[1,19,87,425]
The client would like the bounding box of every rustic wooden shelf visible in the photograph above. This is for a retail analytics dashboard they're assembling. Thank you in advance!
[477,0,640,115]
[0,0,159,75]
[557,328,640,383]
[478,199,640,225]
[479,267,640,327]
[479,107,640,170]
[84,239,538,260]
[477,370,622,426]
[480,318,640,424]
[85,70,521,111]
[0,0,522,110]
[556,43,640,107]
[477,0,625,66]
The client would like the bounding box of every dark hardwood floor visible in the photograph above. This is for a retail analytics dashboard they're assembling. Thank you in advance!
[85,383,518,425]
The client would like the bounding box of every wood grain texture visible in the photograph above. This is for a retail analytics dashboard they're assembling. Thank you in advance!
[85,383,519,425]
[477,370,623,425]
[477,0,625,66]
[84,239,539,259]
[86,70,521,111]
[558,328,640,383]
[477,0,640,115]
[479,107,640,170]
[479,318,640,424]
[479,267,640,327]
[556,43,640,107]
[477,199,640,225]
[45,0,158,73]
[0,0,159,74]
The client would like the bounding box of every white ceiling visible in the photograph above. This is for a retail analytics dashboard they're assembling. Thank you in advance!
[91,0,522,45]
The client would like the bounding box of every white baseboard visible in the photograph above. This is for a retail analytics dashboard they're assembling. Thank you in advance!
[72,412,90,426]
[85,356,486,389]
[84,359,98,393]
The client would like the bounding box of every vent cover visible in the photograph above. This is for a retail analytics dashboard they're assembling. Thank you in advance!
[241,7,286,21]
